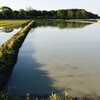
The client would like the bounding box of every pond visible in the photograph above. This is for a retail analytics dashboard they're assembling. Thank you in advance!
[4,20,100,98]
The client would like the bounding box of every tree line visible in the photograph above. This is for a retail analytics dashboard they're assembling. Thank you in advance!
[0,6,99,19]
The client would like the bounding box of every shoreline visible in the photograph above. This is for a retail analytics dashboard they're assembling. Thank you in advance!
[66,19,100,23]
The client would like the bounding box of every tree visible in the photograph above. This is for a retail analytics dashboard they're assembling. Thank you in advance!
[76,11,83,19]
[81,9,89,18]
[88,12,98,18]
[57,10,67,19]
[18,9,26,18]
[0,12,3,19]
[0,6,12,18]
[37,11,42,16]
[67,10,75,19]
[49,10,57,18]
[12,10,19,18]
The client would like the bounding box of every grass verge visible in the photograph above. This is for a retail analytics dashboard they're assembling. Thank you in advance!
[0,20,34,91]
[0,92,96,100]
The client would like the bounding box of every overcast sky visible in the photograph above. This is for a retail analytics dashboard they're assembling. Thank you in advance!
[0,0,100,15]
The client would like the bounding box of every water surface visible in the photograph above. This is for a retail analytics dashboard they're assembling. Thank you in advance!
[0,28,21,45]
[4,21,100,98]
[0,22,28,46]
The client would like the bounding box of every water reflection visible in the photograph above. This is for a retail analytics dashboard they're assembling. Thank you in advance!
[4,31,65,96]
[3,28,14,33]
[30,23,100,98]
[4,20,100,98]
[0,28,21,45]
[34,20,91,29]
[1,22,29,33]
[0,22,29,45]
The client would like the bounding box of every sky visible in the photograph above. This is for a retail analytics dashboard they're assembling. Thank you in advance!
[0,0,100,16]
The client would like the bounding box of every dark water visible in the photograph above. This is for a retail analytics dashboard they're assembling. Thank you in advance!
[4,20,100,97]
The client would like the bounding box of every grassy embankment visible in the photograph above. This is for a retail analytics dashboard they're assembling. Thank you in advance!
[0,20,34,91]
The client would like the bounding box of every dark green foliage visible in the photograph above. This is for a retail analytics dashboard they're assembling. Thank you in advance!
[67,10,75,19]
[76,11,83,19]
[18,9,26,18]
[57,10,68,19]
[35,19,91,29]
[0,6,12,18]
[12,10,19,19]
[0,12,3,19]
[0,91,19,100]
[88,12,98,18]
[0,6,98,19]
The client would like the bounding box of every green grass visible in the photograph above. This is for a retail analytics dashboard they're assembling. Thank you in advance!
[0,20,31,30]
[0,92,95,100]
[0,20,30,26]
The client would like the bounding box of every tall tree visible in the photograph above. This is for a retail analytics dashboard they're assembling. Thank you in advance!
[12,10,19,18]
[57,10,67,18]
[18,9,26,18]
[76,11,83,19]
[67,10,75,19]
[81,9,89,18]
[0,6,12,18]
[0,12,3,19]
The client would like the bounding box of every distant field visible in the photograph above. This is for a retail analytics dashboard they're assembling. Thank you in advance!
[0,20,31,30]
[66,19,100,23]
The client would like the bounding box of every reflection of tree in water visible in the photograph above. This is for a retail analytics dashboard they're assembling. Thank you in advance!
[34,20,91,29]
[2,22,30,33]
[3,28,14,33]
[4,35,67,96]
[57,22,68,29]
[2,20,91,33]
[64,22,91,28]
